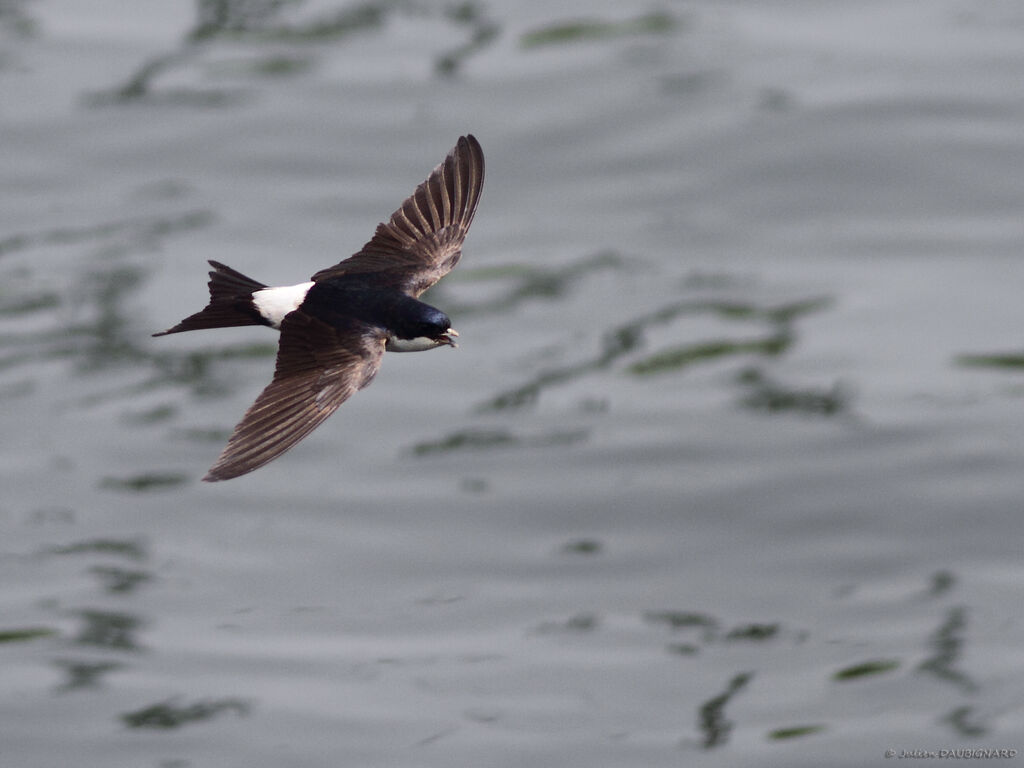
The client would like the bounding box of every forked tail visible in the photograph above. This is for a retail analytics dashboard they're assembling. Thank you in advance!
[153,260,268,336]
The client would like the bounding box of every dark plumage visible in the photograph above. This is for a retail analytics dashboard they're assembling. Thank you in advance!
[153,135,484,481]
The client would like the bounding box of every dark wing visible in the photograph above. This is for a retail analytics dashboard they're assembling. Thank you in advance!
[203,311,385,482]
[311,134,485,297]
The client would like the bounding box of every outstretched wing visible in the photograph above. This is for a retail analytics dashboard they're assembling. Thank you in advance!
[204,311,385,482]
[311,134,485,297]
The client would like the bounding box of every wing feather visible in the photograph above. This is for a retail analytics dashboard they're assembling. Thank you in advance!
[203,311,384,482]
[311,135,484,297]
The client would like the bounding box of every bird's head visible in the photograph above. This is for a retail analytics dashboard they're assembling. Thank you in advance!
[387,304,458,352]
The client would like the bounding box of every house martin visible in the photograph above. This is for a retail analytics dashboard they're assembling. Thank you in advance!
[154,135,484,481]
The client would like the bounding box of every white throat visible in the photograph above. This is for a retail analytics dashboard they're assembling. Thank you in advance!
[386,336,445,352]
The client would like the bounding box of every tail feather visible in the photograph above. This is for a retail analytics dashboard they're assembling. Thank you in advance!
[153,260,269,337]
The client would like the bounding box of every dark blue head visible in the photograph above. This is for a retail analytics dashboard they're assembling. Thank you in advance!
[398,302,451,340]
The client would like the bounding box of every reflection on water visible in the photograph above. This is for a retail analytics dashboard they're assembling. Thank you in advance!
[88,565,152,594]
[918,606,975,694]
[768,723,826,741]
[446,251,623,317]
[47,538,147,560]
[943,706,987,739]
[645,611,790,649]
[926,570,956,598]
[93,0,500,104]
[409,426,588,456]
[120,698,250,730]
[53,659,124,693]
[73,610,145,652]
[956,351,1024,370]
[3,0,1024,764]
[560,538,602,555]
[435,2,498,77]
[99,473,189,492]
[476,289,838,414]
[533,612,600,635]
[0,1,34,38]
[0,211,212,260]
[696,672,752,750]
[736,367,849,416]
[0,627,57,643]
[832,659,900,682]
[34,536,154,698]
[0,210,215,382]
[520,11,677,49]
[645,610,719,641]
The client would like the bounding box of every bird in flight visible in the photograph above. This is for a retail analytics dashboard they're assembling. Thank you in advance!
[154,135,484,482]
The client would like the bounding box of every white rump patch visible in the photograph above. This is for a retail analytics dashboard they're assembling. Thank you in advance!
[252,282,314,328]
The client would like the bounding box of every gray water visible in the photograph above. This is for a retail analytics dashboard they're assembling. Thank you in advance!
[2,1,1024,765]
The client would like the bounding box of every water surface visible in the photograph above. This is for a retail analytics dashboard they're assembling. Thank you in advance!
[2,1,1024,765]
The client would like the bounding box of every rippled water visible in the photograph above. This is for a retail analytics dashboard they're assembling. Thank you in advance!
[3,1,1024,765]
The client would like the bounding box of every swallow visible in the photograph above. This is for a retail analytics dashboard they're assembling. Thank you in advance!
[154,135,484,482]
